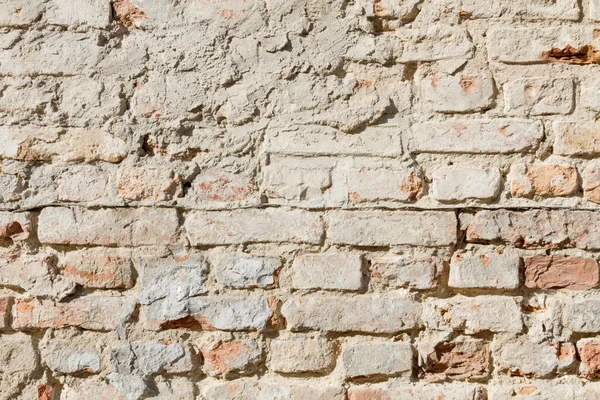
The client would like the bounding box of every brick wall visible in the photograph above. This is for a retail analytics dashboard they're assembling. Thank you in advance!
[2,0,600,398]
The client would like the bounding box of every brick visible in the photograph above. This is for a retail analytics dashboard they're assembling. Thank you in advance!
[419,336,490,381]
[45,0,111,28]
[422,74,495,113]
[187,168,257,206]
[488,382,600,399]
[592,0,600,21]
[563,299,600,333]
[398,25,474,62]
[204,379,345,400]
[346,167,423,203]
[0,296,11,329]
[0,31,102,76]
[524,256,599,290]
[0,76,55,113]
[508,164,579,198]
[262,158,333,205]
[460,0,580,20]
[466,209,600,250]
[0,252,76,300]
[0,126,127,163]
[291,253,365,291]
[348,382,487,400]
[58,76,125,125]
[409,119,543,154]
[342,340,413,379]
[583,162,600,203]
[110,341,193,376]
[0,211,31,240]
[581,79,600,111]
[117,166,182,202]
[61,249,135,289]
[282,295,421,334]
[0,333,39,398]
[504,78,574,116]
[578,339,600,379]
[56,165,110,202]
[0,0,44,26]
[370,253,443,289]
[496,339,576,378]
[137,255,208,305]
[184,209,323,245]
[449,247,521,290]
[12,296,135,331]
[216,254,280,289]
[269,336,335,374]
[424,295,523,334]
[144,296,272,332]
[487,27,598,64]
[38,207,179,246]
[432,166,501,202]
[264,126,402,158]
[554,121,600,156]
[327,210,456,247]
[201,340,262,377]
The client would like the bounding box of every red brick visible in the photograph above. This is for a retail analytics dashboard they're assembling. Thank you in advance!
[12,296,134,331]
[524,256,599,290]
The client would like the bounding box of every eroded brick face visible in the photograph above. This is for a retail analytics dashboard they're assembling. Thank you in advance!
[1,0,600,398]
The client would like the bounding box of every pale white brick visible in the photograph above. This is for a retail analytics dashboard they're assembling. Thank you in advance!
[185,209,323,245]
[422,74,495,113]
[216,254,280,289]
[291,253,364,291]
[370,252,443,290]
[424,295,523,334]
[409,120,543,154]
[461,0,580,20]
[449,247,521,289]
[269,336,335,374]
[328,210,457,247]
[432,166,502,202]
[282,295,421,333]
[342,340,413,378]
[504,78,574,116]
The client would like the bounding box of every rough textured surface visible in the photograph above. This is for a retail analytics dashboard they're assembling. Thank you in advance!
[3,0,600,398]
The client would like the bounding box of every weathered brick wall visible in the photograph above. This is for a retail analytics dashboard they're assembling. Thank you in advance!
[3,0,600,398]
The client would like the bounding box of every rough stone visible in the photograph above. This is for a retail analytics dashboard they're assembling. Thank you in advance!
[216,254,280,289]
